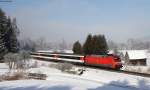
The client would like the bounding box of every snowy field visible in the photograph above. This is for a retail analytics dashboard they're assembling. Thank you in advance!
[0,59,150,90]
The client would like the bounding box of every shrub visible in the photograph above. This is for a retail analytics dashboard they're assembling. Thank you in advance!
[4,51,30,72]
[0,72,25,81]
[49,63,58,68]
[31,61,38,68]
[57,63,73,72]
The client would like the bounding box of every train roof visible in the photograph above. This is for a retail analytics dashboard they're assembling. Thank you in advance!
[35,52,84,57]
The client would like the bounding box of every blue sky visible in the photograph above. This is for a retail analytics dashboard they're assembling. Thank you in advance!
[0,0,150,43]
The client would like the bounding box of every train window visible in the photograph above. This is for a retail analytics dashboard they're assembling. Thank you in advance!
[40,54,54,57]
[30,53,37,55]
[59,55,81,60]
[107,54,121,61]
[114,56,121,62]
[91,55,108,58]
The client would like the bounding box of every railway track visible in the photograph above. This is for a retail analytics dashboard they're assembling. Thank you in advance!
[31,55,150,78]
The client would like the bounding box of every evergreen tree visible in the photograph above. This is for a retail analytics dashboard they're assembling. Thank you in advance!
[0,9,8,59]
[92,35,100,54]
[83,34,93,55]
[83,34,108,55]
[0,8,19,59]
[93,35,108,55]
[72,41,82,54]
[5,18,19,53]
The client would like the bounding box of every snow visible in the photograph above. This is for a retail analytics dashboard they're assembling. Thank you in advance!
[0,80,130,90]
[0,63,9,75]
[63,50,73,53]
[1,59,150,90]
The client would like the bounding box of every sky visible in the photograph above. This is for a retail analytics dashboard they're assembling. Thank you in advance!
[0,0,150,43]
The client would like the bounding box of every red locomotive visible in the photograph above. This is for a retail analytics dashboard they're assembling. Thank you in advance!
[84,54,122,69]
[31,52,122,70]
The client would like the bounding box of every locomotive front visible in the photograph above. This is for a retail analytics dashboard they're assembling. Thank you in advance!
[112,55,123,69]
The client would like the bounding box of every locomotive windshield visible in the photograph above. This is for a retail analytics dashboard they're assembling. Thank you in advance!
[107,54,121,62]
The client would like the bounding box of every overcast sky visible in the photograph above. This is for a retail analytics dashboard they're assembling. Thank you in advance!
[0,0,150,43]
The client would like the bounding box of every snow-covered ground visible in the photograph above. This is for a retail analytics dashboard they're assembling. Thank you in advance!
[0,59,150,90]
[0,63,9,75]
[122,65,150,73]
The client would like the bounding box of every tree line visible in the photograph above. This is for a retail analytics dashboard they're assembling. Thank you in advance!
[72,34,108,55]
[108,39,150,50]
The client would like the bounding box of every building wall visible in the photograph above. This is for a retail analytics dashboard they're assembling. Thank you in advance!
[146,52,150,66]
[129,59,146,66]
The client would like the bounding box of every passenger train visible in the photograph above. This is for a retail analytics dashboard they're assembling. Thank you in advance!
[31,51,122,69]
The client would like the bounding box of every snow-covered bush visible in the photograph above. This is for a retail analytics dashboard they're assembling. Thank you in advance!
[48,63,58,68]
[10,72,25,80]
[57,63,73,72]
[31,61,38,68]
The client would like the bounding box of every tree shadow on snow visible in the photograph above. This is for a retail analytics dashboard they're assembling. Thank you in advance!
[89,79,150,90]
[0,85,72,90]
[0,79,149,90]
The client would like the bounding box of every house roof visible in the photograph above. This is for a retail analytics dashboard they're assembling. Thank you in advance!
[126,50,147,60]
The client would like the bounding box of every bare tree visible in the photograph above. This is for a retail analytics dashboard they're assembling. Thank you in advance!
[118,43,127,50]
[107,40,118,50]
[4,51,31,73]
[4,53,20,72]
[4,53,15,72]
[19,50,30,70]
[59,39,68,51]
[19,38,36,52]
[108,39,150,50]
[35,37,48,50]
[127,39,150,50]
